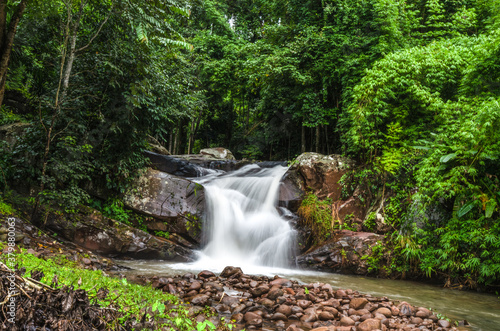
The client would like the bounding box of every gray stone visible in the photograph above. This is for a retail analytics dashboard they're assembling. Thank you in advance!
[122,168,204,244]
[200,147,235,160]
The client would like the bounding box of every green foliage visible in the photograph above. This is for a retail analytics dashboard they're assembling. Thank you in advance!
[1,250,215,330]
[90,198,131,225]
[0,199,15,215]
[0,107,26,126]
[154,230,170,239]
[361,241,385,273]
[298,192,333,242]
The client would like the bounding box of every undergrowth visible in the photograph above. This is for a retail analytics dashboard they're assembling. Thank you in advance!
[298,193,333,242]
[0,250,221,330]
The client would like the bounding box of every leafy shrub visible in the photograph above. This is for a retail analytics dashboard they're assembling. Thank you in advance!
[298,193,333,242]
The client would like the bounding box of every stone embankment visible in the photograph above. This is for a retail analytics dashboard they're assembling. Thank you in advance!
[131,266,466,331]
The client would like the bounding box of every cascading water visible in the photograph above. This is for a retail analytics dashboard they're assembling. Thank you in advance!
[192,164,297,270]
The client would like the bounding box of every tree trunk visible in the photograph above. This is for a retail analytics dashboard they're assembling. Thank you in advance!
[301,123,306,153]
[0,0,27,107]
[324,125,330,155]
[169,131,173,153]
[187,119,195,154]
[187,107,203,154]
[173,121,179,155]
[315,125,320,153]
[288,134,291,160]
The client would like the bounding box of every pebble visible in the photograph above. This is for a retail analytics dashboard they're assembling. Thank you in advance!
[133,265,459,331]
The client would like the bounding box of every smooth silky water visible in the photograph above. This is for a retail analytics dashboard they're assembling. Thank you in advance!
[117,164,500,330]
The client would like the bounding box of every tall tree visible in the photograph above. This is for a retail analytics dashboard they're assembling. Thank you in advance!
[0,0,27,107]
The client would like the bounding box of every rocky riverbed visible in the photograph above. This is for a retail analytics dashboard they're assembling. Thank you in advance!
[129,266,469,331]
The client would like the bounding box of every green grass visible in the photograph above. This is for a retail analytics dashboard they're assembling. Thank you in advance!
[0,199,15,215]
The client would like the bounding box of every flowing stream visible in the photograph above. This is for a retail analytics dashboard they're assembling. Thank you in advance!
[117,164,500,330]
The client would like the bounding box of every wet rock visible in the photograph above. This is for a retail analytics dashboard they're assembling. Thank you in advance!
[221,266,243,278]
[244,311,263,326]
[276,305,292,316]
[300,310,318,323]
[357,318,382,331]
[44,206,193,261]
[198,270,215,279]
[259,298,275,308]
[221,295,240,307]
[411,317,423,324]
[416,307,431,318]
[268,287,284,300]
[336,289,347,298]
[275,320,286,330]
[166,284,177,294]
[189,281,202,291]
[122,168,204,245]
[231,313,244,324]
[318,311,336,321]
[438,319,451,328]
[271,312,288,321]
[251,285,270,297]
[323,306,339,316]
[360,313,373,322]
[321,298,341,308]
[190,294,210,306]
[286,325,305,331]
[215,304,231,314]
[186,290,198,297]
[297,300,312,309]
[340,315,355,326]
[270,278,293,288]
[350,297,369,310]
[374,307,392,318]
[204,281,223,292]
[397,302,415,316]
[297,231,383,275]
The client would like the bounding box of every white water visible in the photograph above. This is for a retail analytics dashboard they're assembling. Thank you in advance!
[183,164,297,272]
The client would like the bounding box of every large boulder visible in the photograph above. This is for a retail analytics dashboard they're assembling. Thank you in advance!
[279,169,304,212]
[289,152,355,200]
[145,151,245,176]
[45,206,193,261]
[123,168,204,245]
[144,151,216,177]
[283,153,366,233]
[296,230,384,275]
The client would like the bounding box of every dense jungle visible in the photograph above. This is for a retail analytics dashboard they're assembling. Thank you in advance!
[0,0,499,330]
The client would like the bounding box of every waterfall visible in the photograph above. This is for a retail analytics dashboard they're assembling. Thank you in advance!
[194,164,297,270]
